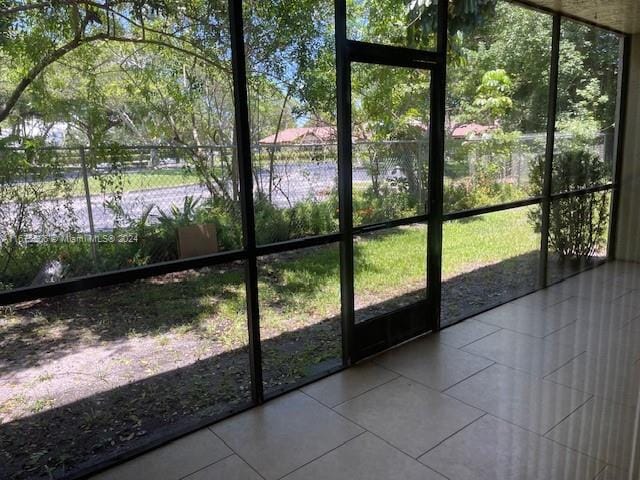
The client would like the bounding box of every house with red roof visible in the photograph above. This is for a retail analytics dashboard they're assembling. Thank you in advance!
[259,126,337,144]
[258,122,493,145]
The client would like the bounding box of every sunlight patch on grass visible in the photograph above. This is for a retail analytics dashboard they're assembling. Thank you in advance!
[443,207,539,278]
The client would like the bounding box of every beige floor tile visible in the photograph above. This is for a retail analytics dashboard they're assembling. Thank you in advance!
[564,265,624,288]
[283,432,446,480]
[91,265,640,480]
[183,455,262,480]
[473,303,577,337]
[334,377,483,457]
[445,364,591,435]
[543,316,634,356]
[612,273,640,291]
[301,362,398,407]
[90,429,231,480]
[590,261,640,278]
[435,319,501,349]
[549,297,639,327]
[552,277,630,303]
[507,288,574,310]
[601,265,640,290]
[616,290,640,311]
[419,415,603,480]
[546,397,637,468]
[212,391,363,480]
[544,352,640,407]
[462,329,583,377]
[624,309,640,332]
[375,335,493,391]
[594,465,630,480]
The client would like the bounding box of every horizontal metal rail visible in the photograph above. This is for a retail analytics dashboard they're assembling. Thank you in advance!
[353,214,429,234]
[348,40,442,69]
[444,197,544,221]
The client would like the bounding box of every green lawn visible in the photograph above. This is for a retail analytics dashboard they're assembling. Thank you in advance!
[442,207,540,278]
[8,207,540,341]
[350,207,539,308]
[354,226,427,311]
[254,207,538,333]
[29,170,202,198]
[84,171,201,194]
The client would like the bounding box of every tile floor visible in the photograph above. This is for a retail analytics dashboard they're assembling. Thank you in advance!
[92,262,640,480]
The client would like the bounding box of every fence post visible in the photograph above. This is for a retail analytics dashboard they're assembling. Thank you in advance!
[80,147,98,264]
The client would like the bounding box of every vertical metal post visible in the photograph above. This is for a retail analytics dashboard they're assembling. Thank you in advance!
[608,34,631,260]
[229,0,263,404]
[336,0,354,366]
[538,14,561,289]
[427,0,448,331]
[80,147,98,263]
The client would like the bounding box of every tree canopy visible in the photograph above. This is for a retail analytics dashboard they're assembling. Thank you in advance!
[0,0,622,148]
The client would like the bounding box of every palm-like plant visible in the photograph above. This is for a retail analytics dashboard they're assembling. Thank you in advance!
[156,196,201,231]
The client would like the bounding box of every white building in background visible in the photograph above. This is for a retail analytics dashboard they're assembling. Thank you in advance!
[0,119,69,145]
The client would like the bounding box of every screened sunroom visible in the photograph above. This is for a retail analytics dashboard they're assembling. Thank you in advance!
[1,0,639,479]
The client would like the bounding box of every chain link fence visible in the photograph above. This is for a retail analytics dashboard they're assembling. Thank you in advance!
[352,140,429,225]
[251,143,339,244]
[0,145,241,289]
[0,132,614,290]
[446,134,545,187]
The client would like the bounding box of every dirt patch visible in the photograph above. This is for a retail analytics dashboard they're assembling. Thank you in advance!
[0,255,343,479]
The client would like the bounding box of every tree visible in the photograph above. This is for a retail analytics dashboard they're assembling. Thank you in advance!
[0,1,233,126]
[0,0,327,204]
[469,69,512,125]
[557,20,620,131]
[446,2,553,133]
[244,0,336,137]
[0,138,80,287]
[345,0,496,49]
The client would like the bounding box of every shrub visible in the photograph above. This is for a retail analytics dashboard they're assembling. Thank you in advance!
[285,199,338,238]
[528,149,609,259]
[353,184,418,225]
[1,240,98,290]
[254,193,338,244]
[443,169,524,212]
[195,199,243,251]
[254,195,290,244]
[529,148,608,196]
[444,181,485,212]
[547,193,609,258]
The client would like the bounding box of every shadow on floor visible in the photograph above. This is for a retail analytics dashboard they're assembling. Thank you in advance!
[0,250,604,479]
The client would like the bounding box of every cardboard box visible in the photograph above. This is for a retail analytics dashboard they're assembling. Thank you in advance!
[177,224,218,258]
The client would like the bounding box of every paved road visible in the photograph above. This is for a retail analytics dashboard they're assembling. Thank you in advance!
[3,162,381,236]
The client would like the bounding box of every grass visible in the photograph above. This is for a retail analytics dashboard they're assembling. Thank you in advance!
[255,208,537,331]
[85,171,201,193]
[30,397,56,414]
[258,247,341,334]
[350,208,539,305]
[442,207,540,278]
[2,208,539,349]
[354,226,426,309]
[255,207,539,372]
[25,169,203,199]
[10,210,535,367]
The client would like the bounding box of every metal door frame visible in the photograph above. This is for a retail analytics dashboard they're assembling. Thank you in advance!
[336,0,448,362]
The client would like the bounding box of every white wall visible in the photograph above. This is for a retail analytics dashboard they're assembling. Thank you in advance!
[616,34,640,261]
